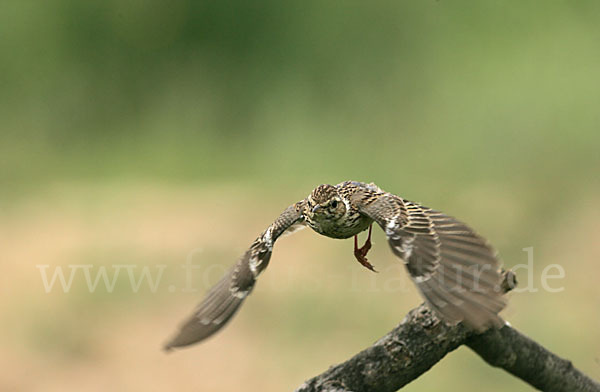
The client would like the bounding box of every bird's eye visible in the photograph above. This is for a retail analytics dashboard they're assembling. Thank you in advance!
[331,200,338,208]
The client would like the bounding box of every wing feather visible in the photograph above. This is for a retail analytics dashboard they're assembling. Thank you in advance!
[164,201,305,350]
[358,193,506,332]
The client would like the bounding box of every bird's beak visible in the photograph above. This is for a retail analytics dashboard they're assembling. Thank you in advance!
[312,205,322,213]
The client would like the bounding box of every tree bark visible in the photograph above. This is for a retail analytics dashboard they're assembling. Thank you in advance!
[296,272,599,392]
[467,327,600,392]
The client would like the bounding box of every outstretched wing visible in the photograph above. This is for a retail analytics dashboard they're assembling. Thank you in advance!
[355,192,506,332]
[164,201,306,350]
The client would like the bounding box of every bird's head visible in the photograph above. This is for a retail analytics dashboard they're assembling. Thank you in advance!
[307,184,346,222]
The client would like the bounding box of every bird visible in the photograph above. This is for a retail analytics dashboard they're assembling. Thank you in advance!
[163,181,506,351]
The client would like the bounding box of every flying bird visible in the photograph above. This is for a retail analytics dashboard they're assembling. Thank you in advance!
[164,181,506,350]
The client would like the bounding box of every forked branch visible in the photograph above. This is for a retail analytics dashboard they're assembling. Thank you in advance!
[295,271,599,392]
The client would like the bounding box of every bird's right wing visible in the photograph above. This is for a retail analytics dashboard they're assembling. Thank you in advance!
[164,200,306,350]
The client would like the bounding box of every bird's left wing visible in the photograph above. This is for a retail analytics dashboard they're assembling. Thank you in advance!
[352,189,506,332]
[164,201,306,350]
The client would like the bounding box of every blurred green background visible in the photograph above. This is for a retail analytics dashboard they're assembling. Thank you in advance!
[1,1,599,391]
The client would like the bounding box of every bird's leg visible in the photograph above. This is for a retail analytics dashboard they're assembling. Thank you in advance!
[361,224,373,255]
[354,224,376,272]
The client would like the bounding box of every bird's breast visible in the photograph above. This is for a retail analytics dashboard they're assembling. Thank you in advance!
[307,212,373,239]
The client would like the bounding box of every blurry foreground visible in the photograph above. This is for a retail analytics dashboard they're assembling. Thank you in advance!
[2,182,599,391]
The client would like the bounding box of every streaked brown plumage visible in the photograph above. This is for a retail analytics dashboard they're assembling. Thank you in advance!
[164,181,506,351]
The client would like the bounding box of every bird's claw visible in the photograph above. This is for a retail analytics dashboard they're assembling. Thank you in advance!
[354,225,376,272]
[354,248,377,272]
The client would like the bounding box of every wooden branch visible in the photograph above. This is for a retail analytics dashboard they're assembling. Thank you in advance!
[295,304,469,392]
[295,271,600,392]
[467,327,600,392]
